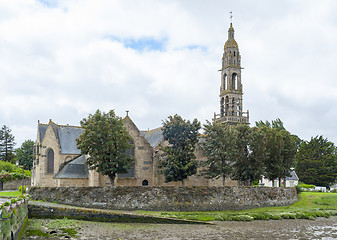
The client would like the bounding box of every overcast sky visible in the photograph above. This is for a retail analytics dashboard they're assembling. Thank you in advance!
[1,0,337,147]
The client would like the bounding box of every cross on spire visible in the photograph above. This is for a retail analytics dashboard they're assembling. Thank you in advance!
[230,11,233,23]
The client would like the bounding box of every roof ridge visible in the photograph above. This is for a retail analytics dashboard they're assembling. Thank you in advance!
[144,126,162,133]
[59,124,81,128]
[39,121,81,128]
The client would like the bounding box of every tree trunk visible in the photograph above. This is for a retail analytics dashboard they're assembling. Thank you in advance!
[0,181,3,191]
[108,174,116,187]
[181,178,185,186]
[279,177,282,187]
[222,175,226,187]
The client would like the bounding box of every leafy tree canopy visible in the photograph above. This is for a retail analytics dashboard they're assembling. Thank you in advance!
[256,118,285,131]
[256,119,297,185]
[15,140,34,170]
[76,109,135,187]
[296,136,337,188]
[231,125,266,186]
[159,114,201,185]
[200,121,234,186]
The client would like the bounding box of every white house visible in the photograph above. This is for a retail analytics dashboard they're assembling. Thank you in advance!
[259,171,299,187]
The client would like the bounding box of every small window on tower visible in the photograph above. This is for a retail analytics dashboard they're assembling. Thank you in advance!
[224,74,227,90]
[234,51,236,56]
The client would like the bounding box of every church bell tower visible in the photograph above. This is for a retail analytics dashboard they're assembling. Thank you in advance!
[214,18,249,125]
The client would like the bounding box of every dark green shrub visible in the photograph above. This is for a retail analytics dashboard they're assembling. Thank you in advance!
[299,184,315,189]
[295,185,303,194]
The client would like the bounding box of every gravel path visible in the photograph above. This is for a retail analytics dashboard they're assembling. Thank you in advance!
[23,217,337,240]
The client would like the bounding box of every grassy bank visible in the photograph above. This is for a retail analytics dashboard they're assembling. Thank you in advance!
[138,192,337,221]
[0,190,22,198]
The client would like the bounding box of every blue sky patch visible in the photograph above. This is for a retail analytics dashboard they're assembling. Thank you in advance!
[38,0,58,8]
[185,45,207,51]
[106,36,167,52]
[124,38,166,51]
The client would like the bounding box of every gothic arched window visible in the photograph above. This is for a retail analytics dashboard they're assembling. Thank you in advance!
[119,139,135,178]
[47,149,54,174]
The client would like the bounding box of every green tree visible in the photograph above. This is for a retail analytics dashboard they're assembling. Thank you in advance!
[76,109,135,187]
[257,119,297,186]
[0,125,16,162]
[200,121,234,186]
[296,136,337,188]
[159,114,201,186]
[231,125,266,186]
[15,140,34,170]
[279,130,297,186]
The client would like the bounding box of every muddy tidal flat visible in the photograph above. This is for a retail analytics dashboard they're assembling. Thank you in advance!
[23,217,337,240]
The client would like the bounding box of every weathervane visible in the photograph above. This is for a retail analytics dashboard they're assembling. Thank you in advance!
[230,11,233,23]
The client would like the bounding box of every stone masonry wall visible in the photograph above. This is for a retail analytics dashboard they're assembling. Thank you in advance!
[3,178,31,190]
[30,186,297,211]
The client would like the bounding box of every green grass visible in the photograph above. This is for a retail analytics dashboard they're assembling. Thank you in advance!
[137,192,337,222]
[24,217,78,238]
[0,191,22,198]
[46,218,78,229]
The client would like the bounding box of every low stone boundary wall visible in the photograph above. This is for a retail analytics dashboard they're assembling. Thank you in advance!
[3,179,31,190]
[30,186,297,211]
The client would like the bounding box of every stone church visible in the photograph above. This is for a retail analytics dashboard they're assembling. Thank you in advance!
[31,22,248,187]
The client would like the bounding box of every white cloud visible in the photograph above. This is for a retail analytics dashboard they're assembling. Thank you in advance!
[1,0,337,146]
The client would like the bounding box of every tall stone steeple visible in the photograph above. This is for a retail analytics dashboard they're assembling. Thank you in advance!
[214,20,249,125]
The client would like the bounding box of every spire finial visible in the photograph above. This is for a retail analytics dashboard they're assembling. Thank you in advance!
[230,11,233,23]
[126,110,129,117]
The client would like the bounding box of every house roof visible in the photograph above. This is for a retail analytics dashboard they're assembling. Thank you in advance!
[285,171,299,181]
[38,121,83,155]
[39,117,162,154]
[38,124,48,143]
[140,127,163,148]
[58,126,83,154]
[53,155,88,179]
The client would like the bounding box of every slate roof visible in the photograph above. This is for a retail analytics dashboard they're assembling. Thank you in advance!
[38,124,48,143]
[58,126,83,154]
[285,171,299,181]
[38,122,83,155]
[53,155,88,179]
[140,127,163,148]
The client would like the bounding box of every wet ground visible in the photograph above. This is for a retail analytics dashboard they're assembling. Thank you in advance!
[23,217,337,240]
